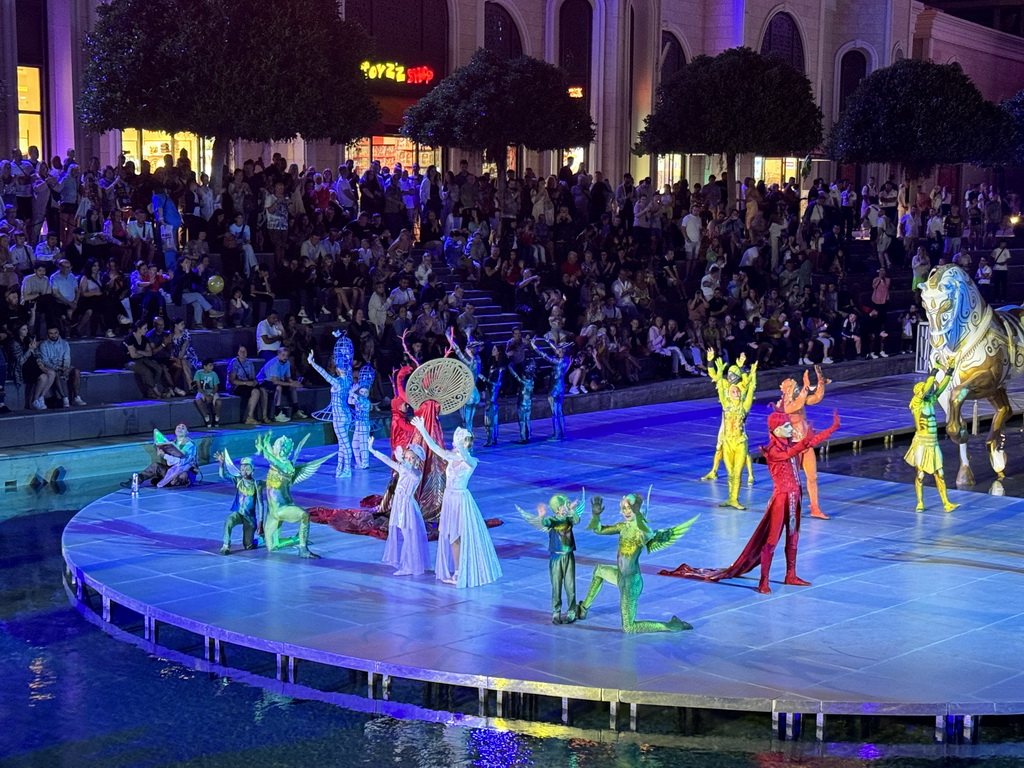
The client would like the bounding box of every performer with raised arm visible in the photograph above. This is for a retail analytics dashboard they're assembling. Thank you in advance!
[508,359,537,444]
[255,433,331,558]
[703,351,755,486]
[906,362,959,512]
[576,493,698,634]
[447,328,483,434]
[661,409,840,594]
[714,354,757,509]
[777,365,830,519]
[483,347,506,447]
[520,491,584,624]
[214,449,265,554]
[308,332,353,477]
[411,416,501,588]
[530,338,572,440]
[368,436,430,576]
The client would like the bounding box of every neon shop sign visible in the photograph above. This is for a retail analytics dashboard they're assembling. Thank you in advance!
[360,61,436,85]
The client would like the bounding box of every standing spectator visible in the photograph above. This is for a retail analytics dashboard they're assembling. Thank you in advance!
[264,180,290,265]
[257,347,304,422]
[32,325,84,409]
[57,163,81,245]
[992,240,1011,303]
[871,268,891,320]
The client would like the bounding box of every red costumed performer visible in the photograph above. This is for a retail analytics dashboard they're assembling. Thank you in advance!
[660,409,840,594]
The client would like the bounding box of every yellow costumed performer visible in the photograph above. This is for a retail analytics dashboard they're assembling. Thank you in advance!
[703,351,756,492]
[906,363,959,512]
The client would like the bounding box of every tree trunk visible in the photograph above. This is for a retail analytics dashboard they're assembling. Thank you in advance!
[494,144,508,235]
[726,152,737,197]
[210,135,231,201]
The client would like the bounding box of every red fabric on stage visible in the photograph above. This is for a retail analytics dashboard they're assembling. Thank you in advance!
[309,505,503,542]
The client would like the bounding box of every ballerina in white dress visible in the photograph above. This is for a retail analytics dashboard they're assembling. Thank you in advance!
[411,416,502,588]
[368,436,430,576]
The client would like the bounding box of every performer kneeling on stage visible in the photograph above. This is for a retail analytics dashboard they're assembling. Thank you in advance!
[215,449,265,554]
[660,409,840,594]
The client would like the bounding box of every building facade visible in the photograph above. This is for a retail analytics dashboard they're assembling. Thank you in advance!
[4,0,1024,193]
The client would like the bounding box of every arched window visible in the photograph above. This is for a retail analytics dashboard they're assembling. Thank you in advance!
[760,12,804,73]
[893,45,905,62]
[559,0,592,103]
[485,2,523,61]
[661,31,686,82]
[838,49,867,116]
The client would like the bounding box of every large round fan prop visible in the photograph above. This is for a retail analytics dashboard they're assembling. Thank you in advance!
[405,358,474,415]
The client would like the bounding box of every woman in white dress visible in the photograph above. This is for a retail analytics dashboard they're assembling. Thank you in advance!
[411,417,502,588]
[368,437,429,576]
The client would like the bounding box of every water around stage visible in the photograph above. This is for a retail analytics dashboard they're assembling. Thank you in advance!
[11,372,1024,766]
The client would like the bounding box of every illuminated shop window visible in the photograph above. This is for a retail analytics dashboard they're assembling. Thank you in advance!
[16,66,43,154]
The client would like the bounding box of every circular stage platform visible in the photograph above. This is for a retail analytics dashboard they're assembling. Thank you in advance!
[61,391,1024,737]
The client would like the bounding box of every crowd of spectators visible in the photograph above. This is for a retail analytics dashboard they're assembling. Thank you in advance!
[1,142,1019,418]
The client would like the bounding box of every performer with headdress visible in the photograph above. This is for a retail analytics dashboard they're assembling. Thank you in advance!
[349,364,374,470]
[396,333,448,521]
[906,362,959,512]
[412,416,501,588]
[776,365,830,519]
[308,329,353,477]
[661,409,840,593]
[483,347,506,447]
[520,491,584,624]
[368,436,430,575]
[703,351,755,486]
[707,352,758,509]
[508,359,536,444]
[214,449,265,554]
[576,492,698,633]
[447,328,483,434]
[530,338,572,440]
[256,432,331,558]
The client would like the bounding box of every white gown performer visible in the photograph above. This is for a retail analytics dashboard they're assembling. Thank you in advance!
[368,436,430,576]
[411,417,502,588]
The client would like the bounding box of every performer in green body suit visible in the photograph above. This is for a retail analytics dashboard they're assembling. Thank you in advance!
[576,493,698,634]
[521,492,584,624]
[906,362,959,512]
[256,433,330,558]
[214,449,265,554]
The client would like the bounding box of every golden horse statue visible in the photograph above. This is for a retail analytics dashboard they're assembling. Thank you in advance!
[919,264,1024,485]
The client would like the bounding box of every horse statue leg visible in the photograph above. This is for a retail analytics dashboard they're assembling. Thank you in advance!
[945,384,975,486]
[987,388,1012,479]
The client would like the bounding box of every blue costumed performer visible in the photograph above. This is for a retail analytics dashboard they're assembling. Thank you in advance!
[309,329,354,477]
[215,449,265,554]
[448,328,483,434]
[509,359,536,444]
[530,338,571,440]
[483,347,505,447]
